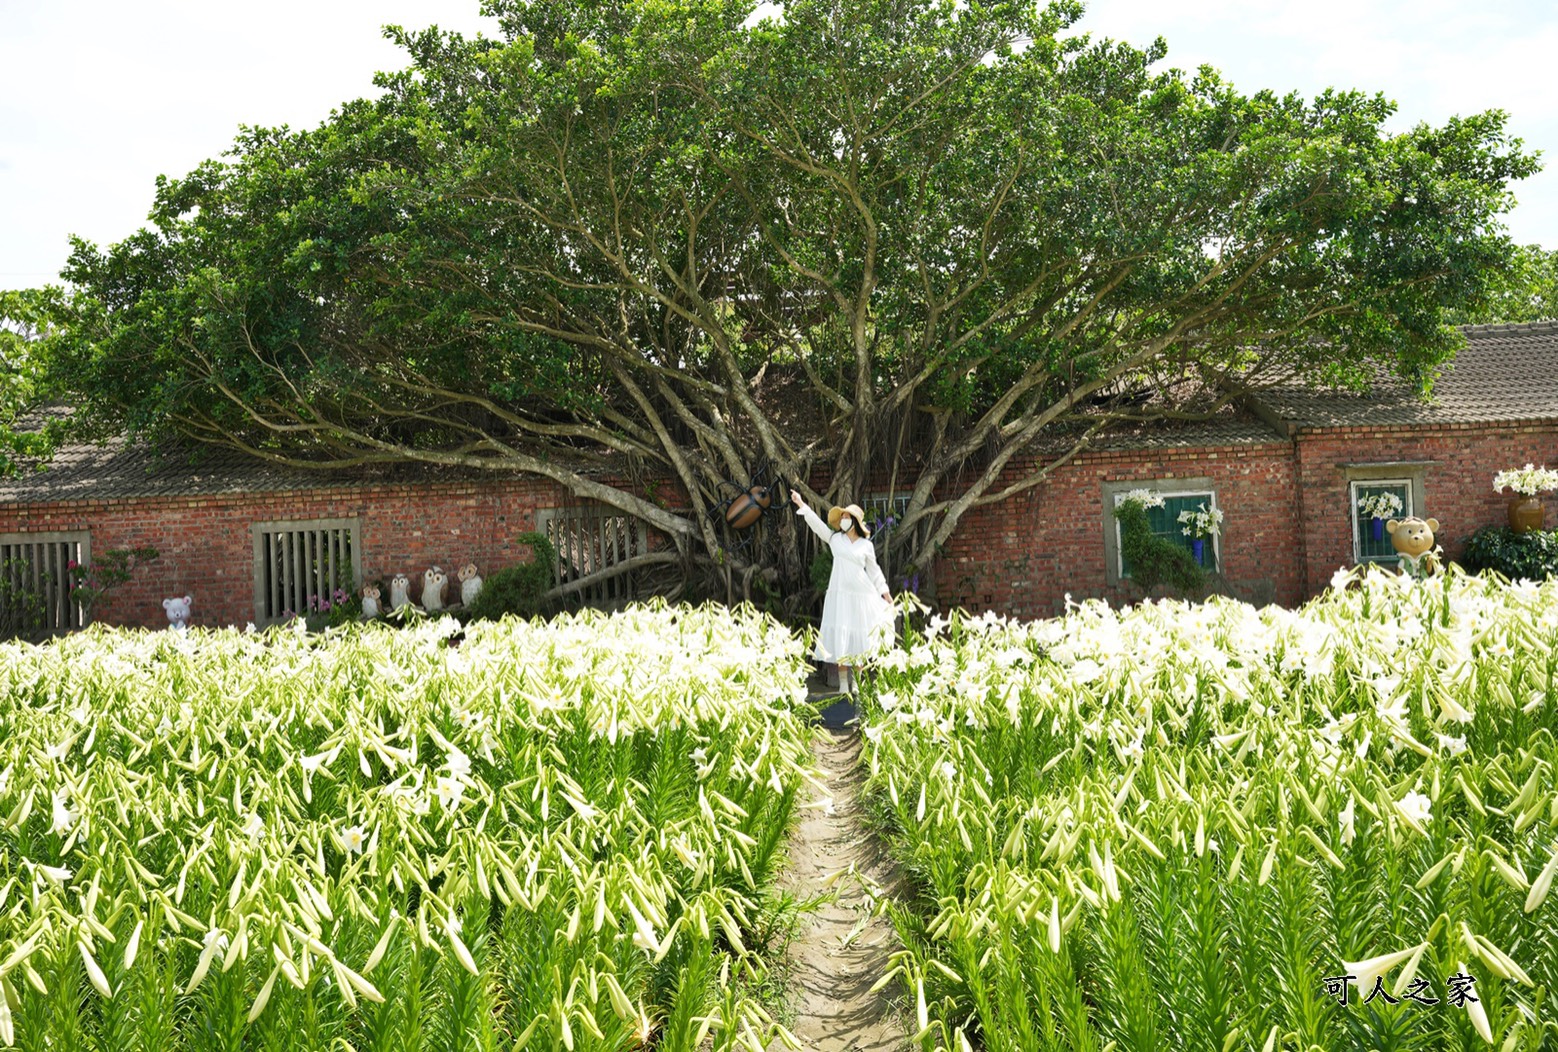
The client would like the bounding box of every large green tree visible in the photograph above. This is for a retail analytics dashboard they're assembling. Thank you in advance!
[1451,242,1558,324]
[24,0,1539,601]
[0,288,66,477]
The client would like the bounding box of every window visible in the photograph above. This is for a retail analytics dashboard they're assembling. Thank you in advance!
[0,531,90,639]
[251,518,360,624]
[861,494,911,535]
[861,493,918,587]
[1336,461,1431,567]
[1351,479,1413,563]
[1100,478,1219,585]
[537,505,649,608]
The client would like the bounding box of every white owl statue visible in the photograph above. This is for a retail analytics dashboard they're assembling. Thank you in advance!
[422,566,448,611]
[458,563,483,607]
[388,574,412,611]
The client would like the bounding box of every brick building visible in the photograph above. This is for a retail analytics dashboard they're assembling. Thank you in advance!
[3,321,1556,631]
[939,320,1558,617]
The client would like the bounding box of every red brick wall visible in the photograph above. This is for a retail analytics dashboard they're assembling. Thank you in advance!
[5,421,1558,629]
[0,478,561,629]
[1293,422,1558,595]
[931,443,1305,618]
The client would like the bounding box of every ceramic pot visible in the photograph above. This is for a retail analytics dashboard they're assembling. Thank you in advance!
[1371,517,1385,542]
[1191,538,1205,564]
[1508,496,1545,534]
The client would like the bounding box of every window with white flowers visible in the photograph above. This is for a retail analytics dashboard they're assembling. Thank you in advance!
[1101,478,1220,584]
[1338,461,1431,567]
[1351,480,1413,563]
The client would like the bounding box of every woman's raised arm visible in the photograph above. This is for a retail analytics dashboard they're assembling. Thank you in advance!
[790,490,834,544]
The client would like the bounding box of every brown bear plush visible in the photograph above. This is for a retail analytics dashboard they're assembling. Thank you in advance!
[1387,517,1441,579]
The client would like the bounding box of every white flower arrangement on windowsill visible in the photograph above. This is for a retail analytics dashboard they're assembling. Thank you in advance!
[1178,503,1223,539]
[1357,491,1404,521]
[1493,464,1558,497]
[1120,488,1166,509]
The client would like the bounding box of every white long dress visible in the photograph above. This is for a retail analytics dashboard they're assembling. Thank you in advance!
[797,503,895,663]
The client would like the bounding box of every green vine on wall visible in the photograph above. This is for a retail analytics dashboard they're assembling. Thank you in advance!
[1114,498,1206,596]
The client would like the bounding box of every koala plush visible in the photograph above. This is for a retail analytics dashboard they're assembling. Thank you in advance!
[422,566,449,611]
[162,595,192,630]
[1387,517,1442,580]
[360,584,381,619]
[388,573,412,611]
[458,563,483,607]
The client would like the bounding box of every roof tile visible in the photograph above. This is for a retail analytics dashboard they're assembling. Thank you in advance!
[1258,320,1558,428]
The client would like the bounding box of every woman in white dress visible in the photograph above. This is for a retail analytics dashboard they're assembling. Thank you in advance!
[789,490,894,692]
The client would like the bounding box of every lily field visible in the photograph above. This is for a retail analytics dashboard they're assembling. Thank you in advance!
[0,603,814,1051]
[1,571,1557,1050]
[861,568,1558,1051]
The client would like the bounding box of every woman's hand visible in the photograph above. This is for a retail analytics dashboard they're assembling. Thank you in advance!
[790,490,803,510]
[881,592,890,602]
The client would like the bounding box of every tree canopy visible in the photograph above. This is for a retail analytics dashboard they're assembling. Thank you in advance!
[1450,243,1558,324]
[15,0,1540,600]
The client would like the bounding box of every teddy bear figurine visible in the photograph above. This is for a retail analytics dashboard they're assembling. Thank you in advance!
[1387,516,1442,580]
[360,583,381,619]
[162,595,192,630]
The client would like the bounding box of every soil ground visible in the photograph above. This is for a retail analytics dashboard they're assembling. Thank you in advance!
[768,692,909,1052]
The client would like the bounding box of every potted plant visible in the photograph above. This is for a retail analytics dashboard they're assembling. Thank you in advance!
[1178,502,1223,566]
[1493,464,1558,533]
[1357,491,1404,542]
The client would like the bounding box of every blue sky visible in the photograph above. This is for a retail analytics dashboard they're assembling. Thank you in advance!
[2,0,1555,292]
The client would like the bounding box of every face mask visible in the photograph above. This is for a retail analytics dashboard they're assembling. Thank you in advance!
[839,517,853,533]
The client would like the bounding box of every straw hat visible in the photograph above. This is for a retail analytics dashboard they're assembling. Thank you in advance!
[827,503,870,538]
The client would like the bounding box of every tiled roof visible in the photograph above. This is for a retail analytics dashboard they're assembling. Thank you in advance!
[1031,413,1284,456]
[0,433,555,504]
[1255,320,1558,429]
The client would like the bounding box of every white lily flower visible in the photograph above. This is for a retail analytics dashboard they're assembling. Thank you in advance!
[1435,732,1468,755]
[35,861,72,884]
[1396,790,1432,827]
[435,775,465,811]
[1456,963,1493,1043]
[1343,943,1426,998]
[51,788,78,835]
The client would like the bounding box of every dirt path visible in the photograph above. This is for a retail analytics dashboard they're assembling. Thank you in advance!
[772,728,908,1052]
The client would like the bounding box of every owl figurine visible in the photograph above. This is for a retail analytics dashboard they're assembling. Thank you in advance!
[360,583,381,619]
[458,563,483,607]
[422,566,449,611]
[388,573,412,611]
